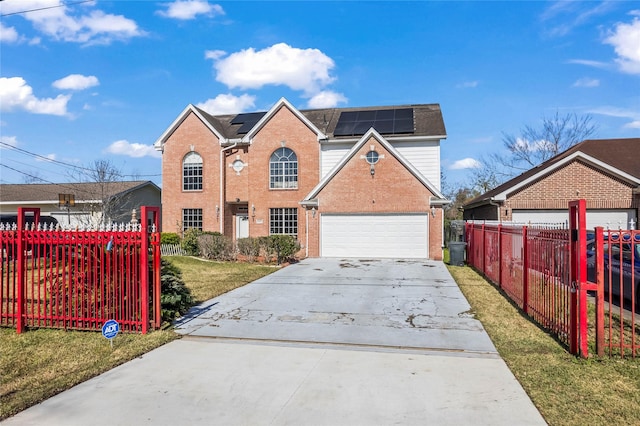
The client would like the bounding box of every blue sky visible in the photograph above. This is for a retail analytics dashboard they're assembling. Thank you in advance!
[1,0,639,191]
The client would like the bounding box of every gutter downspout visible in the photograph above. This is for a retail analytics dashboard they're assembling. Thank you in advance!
[220,141,239,234]
[488,199,502,221]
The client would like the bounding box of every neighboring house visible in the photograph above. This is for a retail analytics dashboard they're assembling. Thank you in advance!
[154,98,448,259]
[0,181,161,227]
[463,138,640,230]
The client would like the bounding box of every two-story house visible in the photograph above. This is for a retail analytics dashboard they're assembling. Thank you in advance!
[154,98,448,259]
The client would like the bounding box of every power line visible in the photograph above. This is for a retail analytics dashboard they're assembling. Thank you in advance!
[0,1,94,17]
[0,142,162,178]
[0,141,91,172]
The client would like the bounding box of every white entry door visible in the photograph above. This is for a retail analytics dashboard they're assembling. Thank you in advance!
[236,214,249,239]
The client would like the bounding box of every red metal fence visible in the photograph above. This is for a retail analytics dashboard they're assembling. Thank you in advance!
[1,207,161,334]
[465,200,639,358]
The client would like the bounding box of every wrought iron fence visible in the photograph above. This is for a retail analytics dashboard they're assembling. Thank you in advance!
[0,207,161,334]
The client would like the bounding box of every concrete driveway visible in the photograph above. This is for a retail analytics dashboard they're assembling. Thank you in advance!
[174,258,496,353]
[3,258,547,426]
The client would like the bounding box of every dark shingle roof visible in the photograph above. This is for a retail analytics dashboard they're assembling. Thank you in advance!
[194,103,446,140]
[464,138,640,207]
[0,181,157,203]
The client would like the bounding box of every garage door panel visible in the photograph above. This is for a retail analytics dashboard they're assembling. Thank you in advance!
[321,214,428,258]
[512,209,637,229]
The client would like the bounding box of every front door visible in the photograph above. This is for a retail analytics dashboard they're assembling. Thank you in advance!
[236,213,249,239]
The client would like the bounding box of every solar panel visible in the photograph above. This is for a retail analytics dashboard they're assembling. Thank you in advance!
[394,118,414,133]
[230,112,265,125]
[333,108,414,136]
[373,120,394,134]
[230,112,267,134]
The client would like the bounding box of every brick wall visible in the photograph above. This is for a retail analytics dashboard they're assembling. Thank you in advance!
[502,160,636,220]
[161,112,221,234]
[246,106,320,250]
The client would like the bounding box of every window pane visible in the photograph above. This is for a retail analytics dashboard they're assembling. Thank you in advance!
[269,148,297,189]
[269,208,297,236]
[183,152,203,191]
[182,208,203,232]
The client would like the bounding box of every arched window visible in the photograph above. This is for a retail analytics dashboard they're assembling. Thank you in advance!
[269,147,298,189]
[183,152,203,191]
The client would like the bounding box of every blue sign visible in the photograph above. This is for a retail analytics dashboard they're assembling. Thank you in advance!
[102,319,120,339]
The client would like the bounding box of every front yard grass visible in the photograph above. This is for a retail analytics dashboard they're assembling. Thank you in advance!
[448,264,640,426]
[0,257,276,421]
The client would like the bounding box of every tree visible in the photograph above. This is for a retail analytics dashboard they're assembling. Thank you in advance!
[471,112,597,192]
[69,160,132,226]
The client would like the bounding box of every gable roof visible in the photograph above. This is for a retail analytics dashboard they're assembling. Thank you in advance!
[153,105,226,151]
[154,98,447,151]
[464,138,640,208]
[302,128,446,205]
[0,181,159,204]
[243,98,327,142]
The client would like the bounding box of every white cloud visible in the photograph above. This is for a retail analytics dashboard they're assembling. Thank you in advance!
[105,140,161,158]
[514,137,554,152]
[449,158,482,170]
[588,106,640,129]
[567,59,610,69]
[195,93,256,115]
[604,16,640,75]
[52,74,99,91]
[456,81,478,89]
[306,91,347,108]
[211,43,336,95]
[572,77,599,88]
[0,135,19,148]
[1,0,144,45]
[0,77,70,116]
[0,22,19,43]
[157,1,224,20]
[205,49,226,60]
[35,153,57,162]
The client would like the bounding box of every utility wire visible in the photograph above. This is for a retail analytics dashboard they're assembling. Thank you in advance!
[0,142,161,178]
[0,1,94,17]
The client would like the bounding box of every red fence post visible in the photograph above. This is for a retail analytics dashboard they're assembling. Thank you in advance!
[569,199,587,357]
[140,206,161,333]
[16,209,25,334]
[594,226,604,357]
[497,224,502,289]
[522,226,529,314]
[481,223,486,274]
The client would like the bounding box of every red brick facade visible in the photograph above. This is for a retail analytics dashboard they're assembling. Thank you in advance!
[501,160,637,221]
[158,100,446,260]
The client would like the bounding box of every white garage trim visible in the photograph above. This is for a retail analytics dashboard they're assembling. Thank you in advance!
[511,209,637,230]
[321,214,429,258]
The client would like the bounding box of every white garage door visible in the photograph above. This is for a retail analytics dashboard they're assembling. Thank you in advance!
[321,214,429,258]
[511,209,637,230]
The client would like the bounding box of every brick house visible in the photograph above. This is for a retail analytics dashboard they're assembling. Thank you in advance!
[463,138,640,230]
[154,98,448,259]
[0,181,161,227]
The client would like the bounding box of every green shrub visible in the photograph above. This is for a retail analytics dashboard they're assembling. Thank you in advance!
[267,235,301,264]
[181,228,201,256]
[237,237,261,262]
[161,232,180,245]
[198,233,235,261]
[257,236,275,262]
[158,259,194,323]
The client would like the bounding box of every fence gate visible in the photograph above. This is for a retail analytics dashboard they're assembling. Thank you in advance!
[0,206,161,334]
